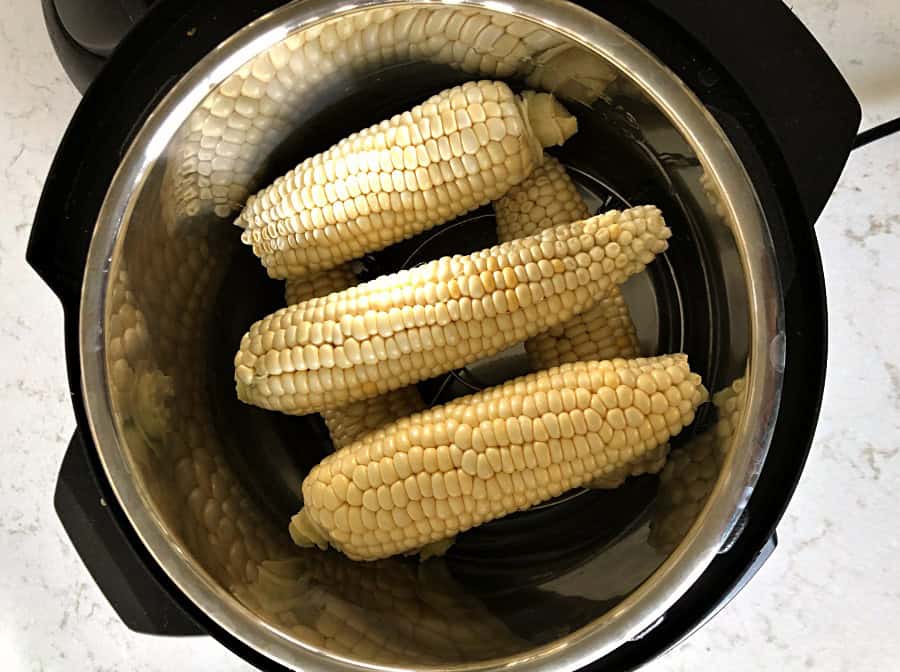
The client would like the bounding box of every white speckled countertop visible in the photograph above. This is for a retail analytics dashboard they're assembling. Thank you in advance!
[1,1,897,670]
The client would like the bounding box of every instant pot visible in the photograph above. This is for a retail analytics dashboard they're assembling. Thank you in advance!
[31,0,861,669]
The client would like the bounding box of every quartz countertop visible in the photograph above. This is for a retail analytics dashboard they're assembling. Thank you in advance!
[1,1,897,669]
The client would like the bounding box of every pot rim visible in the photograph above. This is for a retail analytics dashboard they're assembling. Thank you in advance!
[78,1,784,670]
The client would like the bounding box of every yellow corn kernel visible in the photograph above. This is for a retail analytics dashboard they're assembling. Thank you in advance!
[237,81,578,278]
[235,206,671,415]
[290,356,707,560]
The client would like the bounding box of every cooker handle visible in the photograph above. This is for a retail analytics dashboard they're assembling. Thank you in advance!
[642,0,861,225]
[652,531,778,644]
[625,530,778,648]
[719,531,777,604]
[55,430,204,636]
[42,0,157,93]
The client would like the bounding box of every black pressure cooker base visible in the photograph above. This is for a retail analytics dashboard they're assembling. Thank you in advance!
[32,0,854,668]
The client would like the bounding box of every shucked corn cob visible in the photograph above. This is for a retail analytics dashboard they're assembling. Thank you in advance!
[494,154,641,367]
[285,267,426,449]
[526,291,640,372]
[494,154,588,242]
[237,81,578,278]
[235,205,671,415]
[163,6,616,230]
[290,356,707,560]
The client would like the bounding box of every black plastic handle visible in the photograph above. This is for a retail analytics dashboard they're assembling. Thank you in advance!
[55,430,203,636]
[43,0,156,93]
[642,0,861,225]
[717,531,778,605]
[42,0,105,94]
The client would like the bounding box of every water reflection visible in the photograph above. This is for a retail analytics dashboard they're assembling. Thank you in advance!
[106,195,292,588]
[650,375,747,553]
[235,553,526,665]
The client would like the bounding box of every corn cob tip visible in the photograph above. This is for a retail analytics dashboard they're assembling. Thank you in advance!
[131,369,174,442]
[521,91,578,148]
[494,154,644,378]
[289,509,330,550]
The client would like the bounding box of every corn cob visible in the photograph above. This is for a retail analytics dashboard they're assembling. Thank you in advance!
[494,155,651,488]
[649,376,746,553]
[162,6,616,230]
[323,386,427,450]
[235,205,671,415]
[235,556,524,665]
[236,81,578,278]
[494,154,640,367]
[289,356,707,560]
[494,154,588,242]
[526,290,640,371]
[284,266,359,307]
[284,268,427,450]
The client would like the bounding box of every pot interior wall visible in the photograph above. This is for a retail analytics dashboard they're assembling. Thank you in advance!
[102,3,751,667]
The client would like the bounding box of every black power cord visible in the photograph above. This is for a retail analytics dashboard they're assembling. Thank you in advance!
[852,115,900,150]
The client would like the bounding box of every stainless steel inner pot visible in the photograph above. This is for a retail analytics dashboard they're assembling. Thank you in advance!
[79,0,784,669]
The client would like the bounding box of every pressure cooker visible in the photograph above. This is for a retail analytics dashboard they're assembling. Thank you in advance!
[31,0,861,669]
